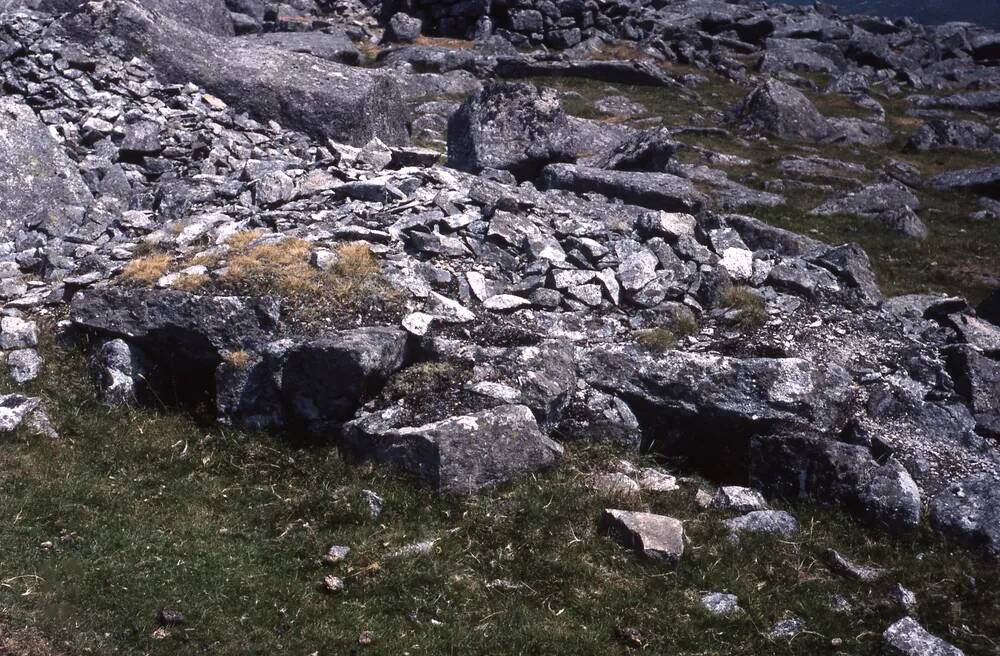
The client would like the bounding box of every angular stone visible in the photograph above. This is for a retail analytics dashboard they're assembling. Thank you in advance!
[723,510,799,539]
[883,617,964,656]
[601,509,685,567]
[709,486,768,513]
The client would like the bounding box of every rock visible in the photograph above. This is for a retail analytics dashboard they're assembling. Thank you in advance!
[0,99,93,242]
[0,394,42,433]
[591,473,640,495]
[322,545,350,565]
[594,129,678,172]
[240,30,361,65]
[360,489,384,519]
[275,328,411,430]
[0,317,38,350]
[637,468,679,492]
[883,617,964,656]
[822,548,886,583]
[944,346,1000,438]
[723,510,799,539]
[732,79,832,141]
[907,119,1000,153]
[157,609,186,626]
[322,575,346,593]
[385,12,422,43]
[709,486,769,513]
[70,288,280,363]
[601,509,685,567]
[700,593,742,616]
[889,584,918,615]
[977,289,1000,326]
[811,183,926,238]
[928,166,1000,199]
[541,164,706,213]
[770,617,805,639]
[6,349,42,384]
[89,339,148,406]
[342,404,563,493]
[447,83,576,180]
[69,0,408,146]
[929,473,1000,562]
[752,434,921,534]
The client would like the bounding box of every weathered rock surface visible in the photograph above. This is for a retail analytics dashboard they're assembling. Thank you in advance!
[732,79,832,141]
[883,617,965,656]
[447,83,576,180]
[342,404,563,493]
[601,509,685,567]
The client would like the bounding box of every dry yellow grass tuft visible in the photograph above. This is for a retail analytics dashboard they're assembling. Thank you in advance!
[223,238,318,297]
[222,350,252,370]
[119,253,171,286]
[172,273,210,292]
[414,36,475,49]
[226,228,266,252]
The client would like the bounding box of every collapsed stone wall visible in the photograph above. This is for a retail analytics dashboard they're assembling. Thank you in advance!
[381,0,645,47]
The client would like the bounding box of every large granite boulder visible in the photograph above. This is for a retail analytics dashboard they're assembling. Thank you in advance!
[732,79,833,141]
[447,82,577,180]
[0,98,93,242]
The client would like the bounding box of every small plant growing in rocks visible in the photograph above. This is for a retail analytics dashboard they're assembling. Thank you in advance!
[719,286,768,330]
[634,327,678,353]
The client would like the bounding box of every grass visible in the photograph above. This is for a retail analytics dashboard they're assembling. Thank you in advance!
[1,338,999,655]
[719,286,769,330]
[119,253,171,287]
[634,328,678,353]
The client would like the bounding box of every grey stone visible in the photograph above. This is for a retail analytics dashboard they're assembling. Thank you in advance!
[883,617,964,656]
[601,509,685,567]
[723,510,799,539]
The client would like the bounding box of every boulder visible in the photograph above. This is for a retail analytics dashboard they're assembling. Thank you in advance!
[541,164,706,214]
[811,183,927,239]
[0,98,93,243]
[732,79,833,141]
[594,129,678,172]
[601,509,685,567]
[709,486,768,513]
[945,346,1000,438]
[385,12,422,43]
[342,404,563,493]
[69,288,280,362]
[447,83,577,180]
[929,473,1000,562]
[928,166,1000,199]
[65,0,408,146]
[907,119,1000,153]
[751,433,922,534]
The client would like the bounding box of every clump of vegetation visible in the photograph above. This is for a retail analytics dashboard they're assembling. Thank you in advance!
[223,237,318,297]
[172,273,210,292]
[222,350,252,370]
[634,327,678,353]
[119,252,171,286]
[381,360,465,402]
[719,286,768,330]
[671,312,699,338]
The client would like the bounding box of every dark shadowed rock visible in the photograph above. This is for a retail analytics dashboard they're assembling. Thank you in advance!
[594,129,678,172]
[63,0,408,146]
[978,289,1000,326]
[541,164,705,213]
[0,98,93,242]
[732,79,832,141]
[69,287,280,361]
[447,82,576,180]
[945,346,1000,438]
[751,433,921,533]
[342,404,563,493]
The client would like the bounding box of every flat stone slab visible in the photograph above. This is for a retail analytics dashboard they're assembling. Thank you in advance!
[601,509,685,567]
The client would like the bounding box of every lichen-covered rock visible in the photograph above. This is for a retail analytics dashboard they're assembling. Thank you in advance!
[342,404,563,493]
[929,473,1000,562]
[733,79,833,141]
[447,82,577,180]
[0,99,93,242]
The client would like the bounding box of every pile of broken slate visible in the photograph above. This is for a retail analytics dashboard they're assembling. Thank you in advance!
[0,2,998,651]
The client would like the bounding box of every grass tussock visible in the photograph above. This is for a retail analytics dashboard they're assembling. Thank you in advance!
[719,286,768,330]
[119,253,171,286]
[634,328,678,353]
[222,350,252,370]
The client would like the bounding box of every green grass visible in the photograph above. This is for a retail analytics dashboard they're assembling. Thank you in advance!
[1,338,999,654]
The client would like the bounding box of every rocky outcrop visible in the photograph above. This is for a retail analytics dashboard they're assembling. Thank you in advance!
[540,165,706,214]
[732,79,833,141]
[62,0,408,146]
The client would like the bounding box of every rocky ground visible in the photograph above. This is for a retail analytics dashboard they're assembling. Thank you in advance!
[0,0,998,654]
